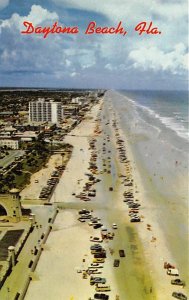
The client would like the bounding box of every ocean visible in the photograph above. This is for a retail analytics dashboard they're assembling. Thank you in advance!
[108,90,188,200]
[120,90,188,141]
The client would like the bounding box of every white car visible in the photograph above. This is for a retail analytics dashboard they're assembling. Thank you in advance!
[90,237,103,243]
[112,223,118,229]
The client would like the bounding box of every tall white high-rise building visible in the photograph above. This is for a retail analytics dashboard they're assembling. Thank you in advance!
[29,99,63,124]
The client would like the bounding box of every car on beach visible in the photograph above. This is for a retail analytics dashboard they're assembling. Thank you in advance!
[90,244,102,250]
[95,285,111,292]
[91,249,104,254]
[172,292,187,300]
[90,277,106,285]
[167,268,179,276]
[171,279,185,286]
[78,218,86,222]
[112,223,118,229]
[119,250,125,257]
[101,227,107,233]
[90,264,103,269]
[79,209,90,214]
[94,224,103,229]
[90,237,103,243]
[90,263,101,267]
[94,293,109,299]
[78,215,91,220]
[87,268,99,274]
[113,259,120,267]
[93,258,105,263]
[130,217,141,222]
[89,220,99,226]
[94,251,106,258]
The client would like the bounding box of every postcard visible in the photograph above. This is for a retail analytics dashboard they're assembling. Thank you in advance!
[0,1,188,300]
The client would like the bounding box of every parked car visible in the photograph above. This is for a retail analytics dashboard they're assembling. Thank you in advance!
[79,209,90,214]
[172,291,187,300]
[94,251,106,258]
[167,268,179,276]
[91,263,100,267]
[90,237,103,243]
[119,249,125,257]
[93,258,105,263]
[113,259,120,267]
[94,293,109,299]
[95,285,111,292]
[130,217,141,222]
[112,223,118,229]
[90,244,102,250]
[171,279,185,286]
[94,223,103,229]
[91,249,104,254]
[90,277,106,285]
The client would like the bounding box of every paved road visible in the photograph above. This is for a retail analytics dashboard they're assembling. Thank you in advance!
[0,150,25,168]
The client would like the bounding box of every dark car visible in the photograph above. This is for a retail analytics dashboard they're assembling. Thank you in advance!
[113,259,120,267]
[94,250,106,258]
[119,250,125,257]
[90,244,102,250]
[130,217,141,222]
[172,292,187,300]
[94,223,103,229]
[171,279,185,286]
[79,209,90,214]
[94,293,109,299]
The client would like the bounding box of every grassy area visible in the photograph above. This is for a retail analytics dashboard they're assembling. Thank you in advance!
[0,140,50,192]
[0,141,73,193]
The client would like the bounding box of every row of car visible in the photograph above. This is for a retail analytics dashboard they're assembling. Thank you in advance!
[113,119,142,224]
[123,191,141,222]
[88,228,111,297]
[39,177,59,199]
[164,263,187,299]
[39,166,64,199]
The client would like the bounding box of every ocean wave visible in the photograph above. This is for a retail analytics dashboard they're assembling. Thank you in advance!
[128,99,189,141]
[109,90,189,141]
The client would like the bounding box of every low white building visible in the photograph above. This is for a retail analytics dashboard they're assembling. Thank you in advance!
[0,137,20,149]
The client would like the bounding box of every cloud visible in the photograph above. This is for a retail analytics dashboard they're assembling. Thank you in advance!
[0,4,58,32]
[128,43,188,74]
[52,0,187,21]
[0,0,9,10]
[0,4,99,81]
[52,0,189,76]
[0,1,188,89]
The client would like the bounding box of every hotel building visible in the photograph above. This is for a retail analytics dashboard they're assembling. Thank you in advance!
[29,99,63,124]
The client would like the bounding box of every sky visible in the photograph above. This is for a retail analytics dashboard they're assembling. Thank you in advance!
[0,0,188,89]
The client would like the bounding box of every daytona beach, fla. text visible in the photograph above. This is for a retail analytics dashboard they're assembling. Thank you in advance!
[21,21,161,38]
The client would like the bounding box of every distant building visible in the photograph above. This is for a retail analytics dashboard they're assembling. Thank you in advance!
[29,99,63,124]
[0,137,20,149]
[14,131,38,142]
[62,105,79,116]
[0,111,14,118]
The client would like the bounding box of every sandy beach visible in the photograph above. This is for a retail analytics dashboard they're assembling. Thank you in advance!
[20,154,63,200]
[24,92,188,300]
